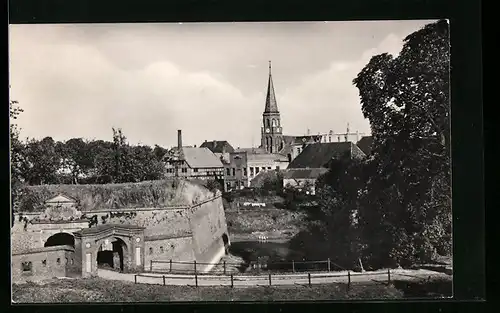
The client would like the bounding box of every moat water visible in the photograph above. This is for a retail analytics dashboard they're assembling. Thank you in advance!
[228,240,326,273]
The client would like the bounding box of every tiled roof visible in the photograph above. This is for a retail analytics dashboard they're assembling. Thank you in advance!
[200,140,234,153]
[283,168,329,180]
[288,142,366,169]
[356,136,373,155]
[250,170,280,188]
[247,153,289,162]
[279,135,322,154]
[234,147,268,154]
[182,147,224,168]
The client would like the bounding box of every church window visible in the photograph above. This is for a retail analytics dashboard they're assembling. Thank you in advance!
[266,119,270,128]
[272,119,277,127]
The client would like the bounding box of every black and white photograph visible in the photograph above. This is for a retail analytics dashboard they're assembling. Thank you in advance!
[9,20,452,302]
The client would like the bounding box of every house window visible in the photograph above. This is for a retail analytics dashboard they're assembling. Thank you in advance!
[232,168,236,176]
[194,168,198,173]
[149,247,153,255]
[256,167,260,174]
[267,167,271,170]
[250,167,254,176]
[243,168,247,176]
[181,168,187,173]
[21,261,32,272]
[262,167,266,171]
[226,168,231,176]
[226,182,231,190]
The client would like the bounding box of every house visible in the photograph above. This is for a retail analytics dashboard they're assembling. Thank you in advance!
[356,136,373,155]
[282,168,329,195]
[164,130,224,180]
[223,150,289,191]
[200,140,235,154]
[283,142,366,192]
[287,142,366,169]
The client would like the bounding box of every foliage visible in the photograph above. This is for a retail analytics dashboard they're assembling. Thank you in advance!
[16,179,208,212]
[10,98,25,216]
[309,20,451,270]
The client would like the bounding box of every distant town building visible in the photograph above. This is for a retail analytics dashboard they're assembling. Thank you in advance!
[356,136,373,155]
[164,130,224,180]
[223,150,289,191]
[200,140,235,154]
[283,142,366,193]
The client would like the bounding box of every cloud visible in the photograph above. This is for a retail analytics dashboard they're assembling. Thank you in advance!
[279,33,405,136]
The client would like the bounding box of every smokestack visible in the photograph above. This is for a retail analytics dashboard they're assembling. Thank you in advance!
[177,130,182,148]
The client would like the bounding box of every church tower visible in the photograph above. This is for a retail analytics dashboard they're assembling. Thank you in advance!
[261,61,283,153]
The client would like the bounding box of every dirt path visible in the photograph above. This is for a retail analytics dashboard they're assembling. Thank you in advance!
[98,268,450,287]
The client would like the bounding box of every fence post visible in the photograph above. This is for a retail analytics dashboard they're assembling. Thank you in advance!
[223,261,226,275]
[387,269,391,284]
[163,275,166,286]
[150,260,153,272]
[292,260,295,273]
[194,260,197,275]
[308,273,311,287]
[347,271,351,291]
[169,259,172,273]
[195,271,198,287]
[231,274,234,288]
[134,274,137,284]
[327,258,331,272]
[269,273,272,286]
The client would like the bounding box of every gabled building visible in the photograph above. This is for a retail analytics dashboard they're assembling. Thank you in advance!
[200,140,235,154]
[223,150,289,191]
[356,136,373,156]
[164,130,224,180]
[283,142,366,193]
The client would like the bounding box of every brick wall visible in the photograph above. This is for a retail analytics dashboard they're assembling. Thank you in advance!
[145,236,195,272]
[12,246,77,282]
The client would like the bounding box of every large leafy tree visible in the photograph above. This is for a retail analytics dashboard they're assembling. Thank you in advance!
[10,98,25,215]
[22,137,61,185]
[352,19,451,267]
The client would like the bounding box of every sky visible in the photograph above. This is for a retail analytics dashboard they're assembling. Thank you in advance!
[9,20,435,149]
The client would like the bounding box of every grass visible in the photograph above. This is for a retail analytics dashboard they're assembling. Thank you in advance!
[12,277,406,302]
[17,179,214,213]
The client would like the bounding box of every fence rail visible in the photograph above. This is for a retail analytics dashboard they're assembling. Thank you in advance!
[133,268,398,289]
[147,258,346,275]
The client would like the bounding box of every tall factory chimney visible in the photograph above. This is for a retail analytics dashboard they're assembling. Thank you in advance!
[177,130,182,149]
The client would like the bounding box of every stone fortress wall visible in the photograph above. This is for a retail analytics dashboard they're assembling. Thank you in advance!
[11,179,229,280]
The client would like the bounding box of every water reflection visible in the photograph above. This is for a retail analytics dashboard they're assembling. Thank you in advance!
[229,240,327,273]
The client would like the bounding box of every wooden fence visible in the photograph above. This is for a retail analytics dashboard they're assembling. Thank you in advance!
[146,258,346,275]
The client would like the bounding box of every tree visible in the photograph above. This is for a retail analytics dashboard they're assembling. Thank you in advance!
[22,137,61,185]
[352,20,451,267]
[10,99,25,218]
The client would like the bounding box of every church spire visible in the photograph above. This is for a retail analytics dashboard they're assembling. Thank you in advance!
[264,60,279,113]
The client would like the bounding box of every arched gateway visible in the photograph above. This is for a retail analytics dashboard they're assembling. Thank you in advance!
[73,224,145,278]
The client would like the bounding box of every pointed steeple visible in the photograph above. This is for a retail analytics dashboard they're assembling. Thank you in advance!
[264,61,279,113]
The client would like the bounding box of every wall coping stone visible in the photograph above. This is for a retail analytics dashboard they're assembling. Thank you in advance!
[12,245,75,256]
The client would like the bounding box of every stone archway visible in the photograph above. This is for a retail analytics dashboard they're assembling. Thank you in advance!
[96,237,128,272]
[73,224,145,278]
[44,232,75,248]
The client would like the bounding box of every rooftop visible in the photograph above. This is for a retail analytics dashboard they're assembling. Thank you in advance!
[288,142,366,169]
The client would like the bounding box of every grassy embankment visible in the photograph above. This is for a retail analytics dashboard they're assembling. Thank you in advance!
[11,277,402,302]
[16,179,214,213]
[223,195,310,240]
[12,276,452,302]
